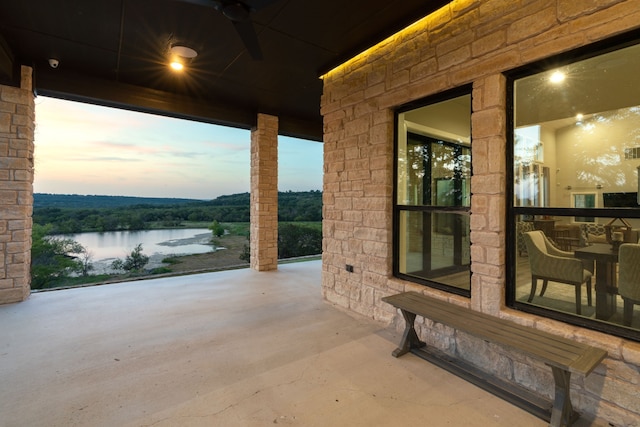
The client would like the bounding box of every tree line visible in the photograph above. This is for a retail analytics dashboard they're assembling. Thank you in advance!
[34,190,322,234]
[30,191,323,290]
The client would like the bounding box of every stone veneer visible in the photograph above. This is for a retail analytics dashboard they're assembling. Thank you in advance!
[321,0,640,425]
[0,66,34,304]
[250,113,279,271]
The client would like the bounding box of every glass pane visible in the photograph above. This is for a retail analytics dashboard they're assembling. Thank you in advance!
[397,94,471,206]
[396,91,471,294]
[398,210,470,291]
[515,213,640,331]
[513,43,640,209]
[573,193,597,222]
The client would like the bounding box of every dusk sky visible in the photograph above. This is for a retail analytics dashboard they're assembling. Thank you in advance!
[33,96,323,200]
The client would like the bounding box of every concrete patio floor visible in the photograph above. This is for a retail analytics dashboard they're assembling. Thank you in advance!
[0,260,576,426]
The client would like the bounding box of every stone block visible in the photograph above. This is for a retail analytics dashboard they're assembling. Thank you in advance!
[471,262,502,279]
[0,87,30,105]
[470,230,501,248]
[471,173,503,194]
[621,341,640,366]
[598,374,640,414]
[390,42,421,74]
[575,3,640,42]
[0,287,28,304]
[471,29,507,58]
[469,213,486,230]
[507,7,557,45]
[386,73,409,94]
[0,190,17,204]
[558,0,623,22]
[513,357,554,397]
[0,113,10,133]
[520,32,587,64]
[472,108,504,139]
[409,58,438,82]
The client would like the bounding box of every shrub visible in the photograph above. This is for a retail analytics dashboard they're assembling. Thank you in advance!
[278,223,322,259]
[111,244,149,273]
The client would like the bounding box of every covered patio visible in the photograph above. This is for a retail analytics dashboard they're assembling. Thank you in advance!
[0,260,550,427]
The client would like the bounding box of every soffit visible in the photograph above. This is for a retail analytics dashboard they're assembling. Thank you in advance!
[0,0,452,141]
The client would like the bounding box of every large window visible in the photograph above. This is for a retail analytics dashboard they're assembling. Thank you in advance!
[508,33,640,341]
[395,87,472,296]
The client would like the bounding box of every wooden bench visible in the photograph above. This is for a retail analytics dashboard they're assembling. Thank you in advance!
[382,291,607,427]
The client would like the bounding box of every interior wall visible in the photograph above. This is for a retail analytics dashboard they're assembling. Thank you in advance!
[555,108,640,207]
[404,98,471,142]
[540,125,558,206]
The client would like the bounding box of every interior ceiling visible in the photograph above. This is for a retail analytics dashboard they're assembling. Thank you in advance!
[515,43,640,129]
[0,0,451,142]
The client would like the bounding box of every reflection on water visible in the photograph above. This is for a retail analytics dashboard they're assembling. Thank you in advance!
[60,228,214,261]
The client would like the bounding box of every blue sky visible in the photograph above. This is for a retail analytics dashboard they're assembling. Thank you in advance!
[33,96,323,200]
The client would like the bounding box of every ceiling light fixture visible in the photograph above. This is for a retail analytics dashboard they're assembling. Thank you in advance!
[169,45,198,71]
[549,70,566,84]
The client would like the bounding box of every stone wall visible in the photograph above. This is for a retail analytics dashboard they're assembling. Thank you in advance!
[250,113,279,271]
[321,0,640,425]
[0,66,34,304]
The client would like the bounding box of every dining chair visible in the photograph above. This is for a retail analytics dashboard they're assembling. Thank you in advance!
[617,243,640,326]
[523,230,592,315]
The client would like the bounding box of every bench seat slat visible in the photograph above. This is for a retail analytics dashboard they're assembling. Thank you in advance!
[382,292,607,376]
[404,295,587,361]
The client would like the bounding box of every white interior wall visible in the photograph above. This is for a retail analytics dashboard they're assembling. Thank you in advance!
[554,107,640,208]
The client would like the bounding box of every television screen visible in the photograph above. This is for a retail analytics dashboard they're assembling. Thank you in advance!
[602,192,639,207]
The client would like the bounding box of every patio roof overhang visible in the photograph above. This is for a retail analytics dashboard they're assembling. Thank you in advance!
[0,0,452,141]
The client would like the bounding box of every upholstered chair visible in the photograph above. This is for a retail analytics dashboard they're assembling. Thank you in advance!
[516,220,535,256]
[523,230,593,315]
[617,243,640,326]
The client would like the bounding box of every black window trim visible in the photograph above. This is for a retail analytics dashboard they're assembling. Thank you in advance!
[505,29,640,342]
[393,84,473,298]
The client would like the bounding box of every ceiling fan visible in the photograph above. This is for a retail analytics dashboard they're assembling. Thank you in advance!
[175,0,277,60]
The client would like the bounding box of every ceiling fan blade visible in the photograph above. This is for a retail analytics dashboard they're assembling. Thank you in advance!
[171,0,268,59]
[173,0,223,10]
[232,19,263,60]
[243,0,279,11]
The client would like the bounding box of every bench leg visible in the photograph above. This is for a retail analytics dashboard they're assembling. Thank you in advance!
[392,309,426,357]
[549,366,579,427]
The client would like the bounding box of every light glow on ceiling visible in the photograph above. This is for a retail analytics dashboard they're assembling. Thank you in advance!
[170,61,184,71]
[169,45,198,72]
[549,70,566,84]
[320,0,473,80]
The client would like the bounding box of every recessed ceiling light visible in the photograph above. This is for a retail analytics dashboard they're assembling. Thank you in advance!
[169,45,197,71]
[170,45,198,59]
[576,113,584,121]
[549,70,566,84]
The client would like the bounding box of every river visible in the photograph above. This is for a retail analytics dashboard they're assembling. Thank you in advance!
[60,228,215,272]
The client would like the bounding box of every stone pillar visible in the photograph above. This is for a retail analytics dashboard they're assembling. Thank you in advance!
[250,113,278,271]
[0,66,35,304]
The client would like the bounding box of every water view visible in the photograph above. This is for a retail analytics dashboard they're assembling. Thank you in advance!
[61,228,214,271]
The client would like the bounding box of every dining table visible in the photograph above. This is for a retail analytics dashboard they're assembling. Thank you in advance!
[574,243,618,320]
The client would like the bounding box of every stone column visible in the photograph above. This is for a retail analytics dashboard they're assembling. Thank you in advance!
[250,113,278,271]
[0,66,35,304]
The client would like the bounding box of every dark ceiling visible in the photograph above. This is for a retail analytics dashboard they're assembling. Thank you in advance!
[0,0,450,141]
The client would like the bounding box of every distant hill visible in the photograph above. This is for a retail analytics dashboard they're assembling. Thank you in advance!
[34,193,204,209]
[33,191,322,233]
[34,191,323,210]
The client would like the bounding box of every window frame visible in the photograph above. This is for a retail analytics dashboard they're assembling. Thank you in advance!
[393,84,473,297]
[505,30,640,342]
